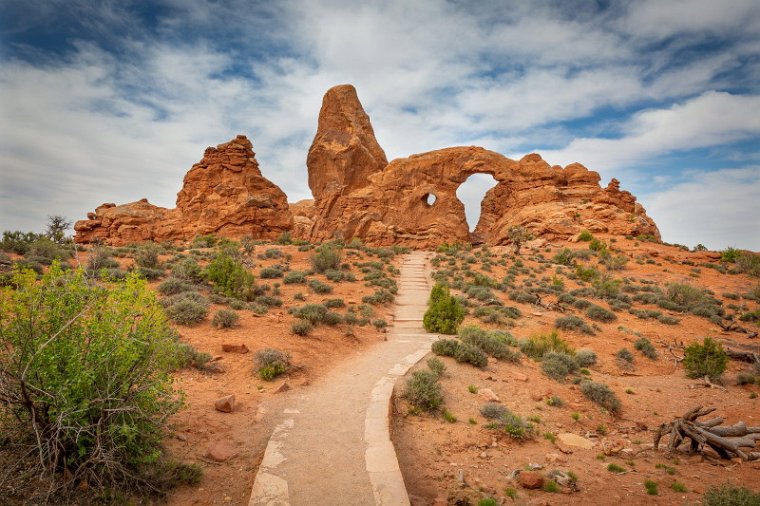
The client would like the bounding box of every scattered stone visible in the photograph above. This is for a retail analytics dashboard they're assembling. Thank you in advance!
[478,388,500,402]
[274,382,290,394]
[214,394,235,413]
[205,441,237,462]
[519,471,544,489]
[557,433,595,449]
[545,452,566,464]
[176,433,188,442]
[221,343,249,354]
[512,372,528,382]
[528,463,544,470]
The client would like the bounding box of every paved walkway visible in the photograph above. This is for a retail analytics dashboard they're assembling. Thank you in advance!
[248,251,435,506]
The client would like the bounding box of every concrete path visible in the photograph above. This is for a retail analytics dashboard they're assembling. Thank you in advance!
[248,251,435,506]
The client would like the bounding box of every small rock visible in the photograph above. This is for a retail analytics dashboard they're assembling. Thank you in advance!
[478,388,500,402]
[221,343,249,354]
[480,451,488,458]
[205,441,236,462]
[557,433,595,449]
[512,371,528,382]
[528,463,544,470]
[531,392,544,402]
[545,452,566,464]
[519,471,544,489]
[456,468,467,487]
[274,382,290,394]
[176,433,188,442]
[214,394,235,413]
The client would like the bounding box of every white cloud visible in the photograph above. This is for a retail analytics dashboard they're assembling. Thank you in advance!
[640,167,760,250]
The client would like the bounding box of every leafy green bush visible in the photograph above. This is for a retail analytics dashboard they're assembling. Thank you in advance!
[212,309,240,329]
[432,338,460,357]
[580,381,621,414]
[171,257,203,282]
[404,370,443,412]
[458,325,519,361]
[291,320,313,336]
[482,407,535,439]
[283,270,308,284]
[259,265,284,279]
[480,403,509,419]
[205,253,255,300]
[454,343,489,368]
[0,264,185,494]
[552,248,575,266]
[290,303,328,325]
[423,283,464,334]
[255,348,290,380]
[634,337,658,359]
[1,230,45,254]
[589,238,607,252]
[555,315,595,335]
[586,304,617,322]
[683,337,728,381]
[135,243,162,268]
[308,279,333,294]
[519,330,574,359]
[311,244,341,273]
[25,237,73,264]
[578,230,594,241]
[541,351,579,381]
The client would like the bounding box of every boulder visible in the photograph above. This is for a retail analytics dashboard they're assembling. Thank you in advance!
[205,440,237,462]
[518,471,544,489]
[214,394,235,413]
[221,344,250,354]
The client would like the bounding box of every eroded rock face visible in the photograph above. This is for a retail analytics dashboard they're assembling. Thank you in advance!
[75,135,292,245]
[303,89,660,247]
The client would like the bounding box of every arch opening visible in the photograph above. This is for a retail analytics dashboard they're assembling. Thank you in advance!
[422,193,437,206]
[456,173,498,233]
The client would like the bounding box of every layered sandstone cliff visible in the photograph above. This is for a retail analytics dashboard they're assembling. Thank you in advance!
[300,85,660,247]
[74,135,292,245]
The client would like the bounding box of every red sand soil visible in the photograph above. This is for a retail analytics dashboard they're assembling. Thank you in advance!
[391,237,760,505]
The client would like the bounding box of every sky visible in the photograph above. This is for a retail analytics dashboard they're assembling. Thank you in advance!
[1,0,759,250]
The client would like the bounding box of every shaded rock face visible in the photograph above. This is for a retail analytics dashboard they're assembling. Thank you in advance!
[303,87,660,247]
[75,135,292,245]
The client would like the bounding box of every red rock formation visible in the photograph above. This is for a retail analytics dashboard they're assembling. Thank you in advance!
[74,135,292,245]
[302,89,660,247]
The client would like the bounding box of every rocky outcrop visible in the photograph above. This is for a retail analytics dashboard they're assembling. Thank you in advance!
[75,135,292,245]
[303,89,660,247]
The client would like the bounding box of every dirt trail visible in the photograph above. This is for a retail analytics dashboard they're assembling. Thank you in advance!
[248,251,435,505]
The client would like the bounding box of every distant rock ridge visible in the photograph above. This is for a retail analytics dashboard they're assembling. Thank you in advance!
[75,85,660,247]
[74,135,292,245]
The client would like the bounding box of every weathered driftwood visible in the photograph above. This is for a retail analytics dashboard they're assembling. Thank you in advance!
[654,406,760,461]
[724,348,760,364]
[718,319,758,339]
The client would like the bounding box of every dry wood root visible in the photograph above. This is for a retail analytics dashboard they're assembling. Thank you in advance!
[654,406,760,461]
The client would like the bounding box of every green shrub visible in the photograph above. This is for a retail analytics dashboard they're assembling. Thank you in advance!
[404,370,443,412]
[580,381,621,414]
[575,264,599,281]
[555,315,595,335]
[372,318,387,330]
[541,351,579,381]
[311,244,341,273]
[212,309,240,329]
[454,343,489,368]
[260,265,284,279]
[483,407,534,440]
[1,230,45,254]
[586,304,617,322]
[176,343,213,371]
[702,483,760,505]
[509,289,539,303]
[87,246,120,273]
[26,237,73,264]
[519,330,573,359]
[192,234,217,248]
[432,338,460,357]
[165,292,210,325]
[135,243,162,268]
[615,348,634,364]
[205,253,255,300]
[255,348,290,380]
[480,403,509,419]
[644,480,658,495]
[362,288,395,305]
[171,257,203,282]
[574,348,597,367]
[634,337,658,359]
[553,248,576,266]
[308,279,333,294]
[578,230,594,241]
[291,303,328,325]
[427,357,446,378]
[283,270,308,284]
[683,337,728,381]
[291,320,313,336]
[458,325,518,361]
[589,238,607,252]
[423,283,465,334]
[0,264,185,494]
[158,277,194,296]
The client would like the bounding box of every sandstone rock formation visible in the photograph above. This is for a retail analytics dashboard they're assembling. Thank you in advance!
[74,135,292,245]
[301,85,660,247]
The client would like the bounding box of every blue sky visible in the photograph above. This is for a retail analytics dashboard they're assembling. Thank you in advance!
[1,0,759,250]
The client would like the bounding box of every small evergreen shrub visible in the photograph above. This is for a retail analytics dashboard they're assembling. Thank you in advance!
[212,309,240,329]
[427,357,446,378]
[702,484,760,505]
[683,337,728,381]
[134,243,161,268]
[165,293,210,325]
[283,270,307,284]
[171,257,203,282]
[308,279,333,294]
[291,303,328,325]
[454,343,489,368]
[578,230,593,241]
[259,266,284,279]
[580,381,621,414]
[555,315,595,335]
[205,253,255,300]
[616,348,634,364]
[480,403,509,419]
[574,348,597,367]
[423,283,465,334]
[311,244,341,273]
[432,338,460,357]
[404,370,443,412]
[586,304,617,322]
[291,320,313,336]
[158,277,194,295]
[541,351,579,381]
[634,337,658,359]
[255,348,290,380]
